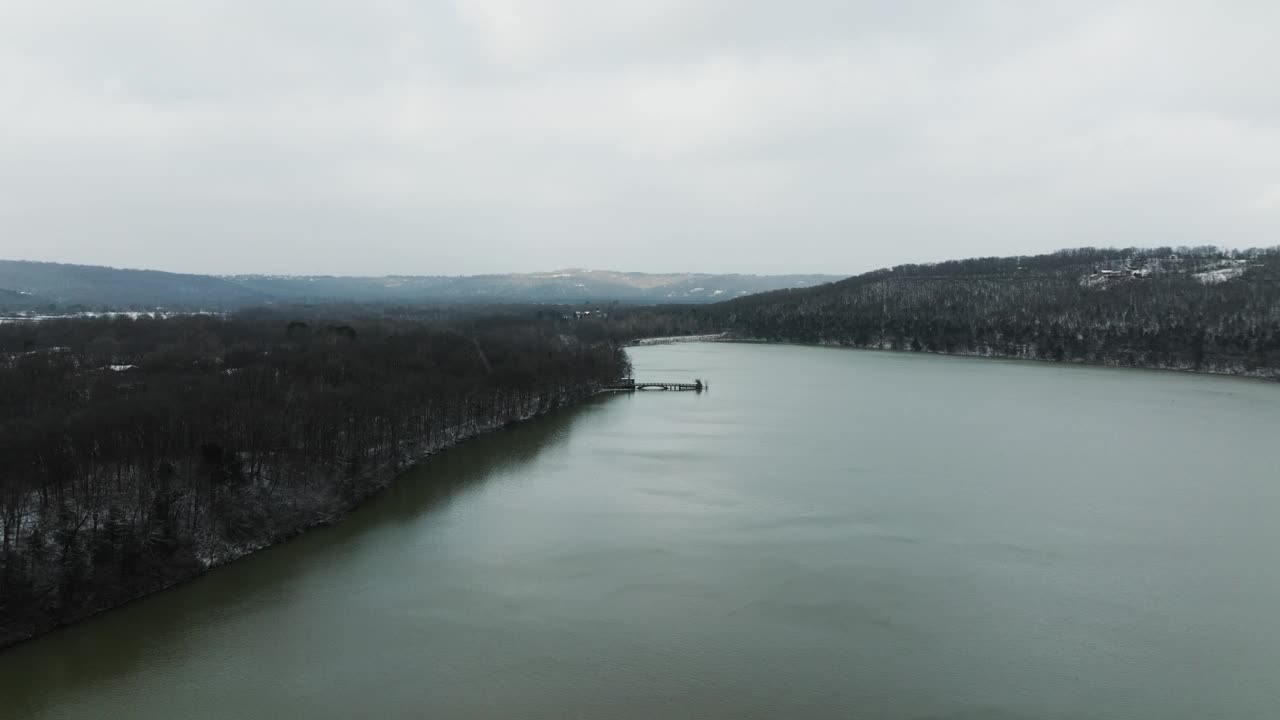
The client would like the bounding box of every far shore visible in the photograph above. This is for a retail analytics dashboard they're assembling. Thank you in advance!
[627,333,1279,382]
[625,332,730,347]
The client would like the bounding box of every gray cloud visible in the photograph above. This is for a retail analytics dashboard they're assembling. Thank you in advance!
[1,1,1276,275]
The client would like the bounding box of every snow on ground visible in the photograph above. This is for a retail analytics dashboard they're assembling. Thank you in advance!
[631,333,729,346]
[1196,266,1246,284]
[0,311,224,324]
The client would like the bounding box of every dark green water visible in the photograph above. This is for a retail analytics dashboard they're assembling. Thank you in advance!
[3,343,1280,719]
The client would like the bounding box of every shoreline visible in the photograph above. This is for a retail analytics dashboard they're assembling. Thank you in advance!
[624,332,730,347]
[630,333,1280,383]
[0,386,607,653]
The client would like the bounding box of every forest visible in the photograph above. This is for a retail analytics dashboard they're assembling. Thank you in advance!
[605,246,1280,378]
[0,307,629,647]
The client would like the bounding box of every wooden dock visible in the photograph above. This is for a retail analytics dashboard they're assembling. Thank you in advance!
[605,378,707,392]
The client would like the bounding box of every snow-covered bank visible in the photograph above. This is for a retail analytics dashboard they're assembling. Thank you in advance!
[724,336,1280,382]
[626,333,729,347]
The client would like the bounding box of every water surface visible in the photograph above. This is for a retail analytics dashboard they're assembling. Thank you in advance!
[3,343,1279,719]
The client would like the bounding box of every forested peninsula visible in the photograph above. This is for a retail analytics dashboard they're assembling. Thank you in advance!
[0,309,628,648]
[609,247,1280,378]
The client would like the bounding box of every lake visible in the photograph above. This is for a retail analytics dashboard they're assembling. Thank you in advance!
[2,343,1279,719]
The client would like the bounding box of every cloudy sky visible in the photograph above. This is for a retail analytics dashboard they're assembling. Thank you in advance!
[1,1,1276,276]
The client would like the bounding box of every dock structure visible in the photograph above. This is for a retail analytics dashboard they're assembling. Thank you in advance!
[605,378,706,392]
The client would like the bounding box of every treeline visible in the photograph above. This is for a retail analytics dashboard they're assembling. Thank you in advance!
[0,307,629,647]
[602,247,1280,377]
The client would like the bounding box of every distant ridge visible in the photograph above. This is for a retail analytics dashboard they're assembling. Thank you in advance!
[0,260,265,310]
[0,260,840,310]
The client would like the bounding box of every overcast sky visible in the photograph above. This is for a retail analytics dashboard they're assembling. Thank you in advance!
[1,1,1276,276]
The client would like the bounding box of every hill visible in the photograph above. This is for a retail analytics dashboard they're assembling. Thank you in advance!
[222,269,835,304]
[0,287,49,311]
[708,246,1280,377]
[0,260,837,311]
[0,261,265,310]
[598,246,1280,378]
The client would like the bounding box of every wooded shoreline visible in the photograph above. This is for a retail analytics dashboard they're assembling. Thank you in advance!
[0,386,604,651]
[0,310,630,650]
[714,336,1280,381]
[607,247,1280,380]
